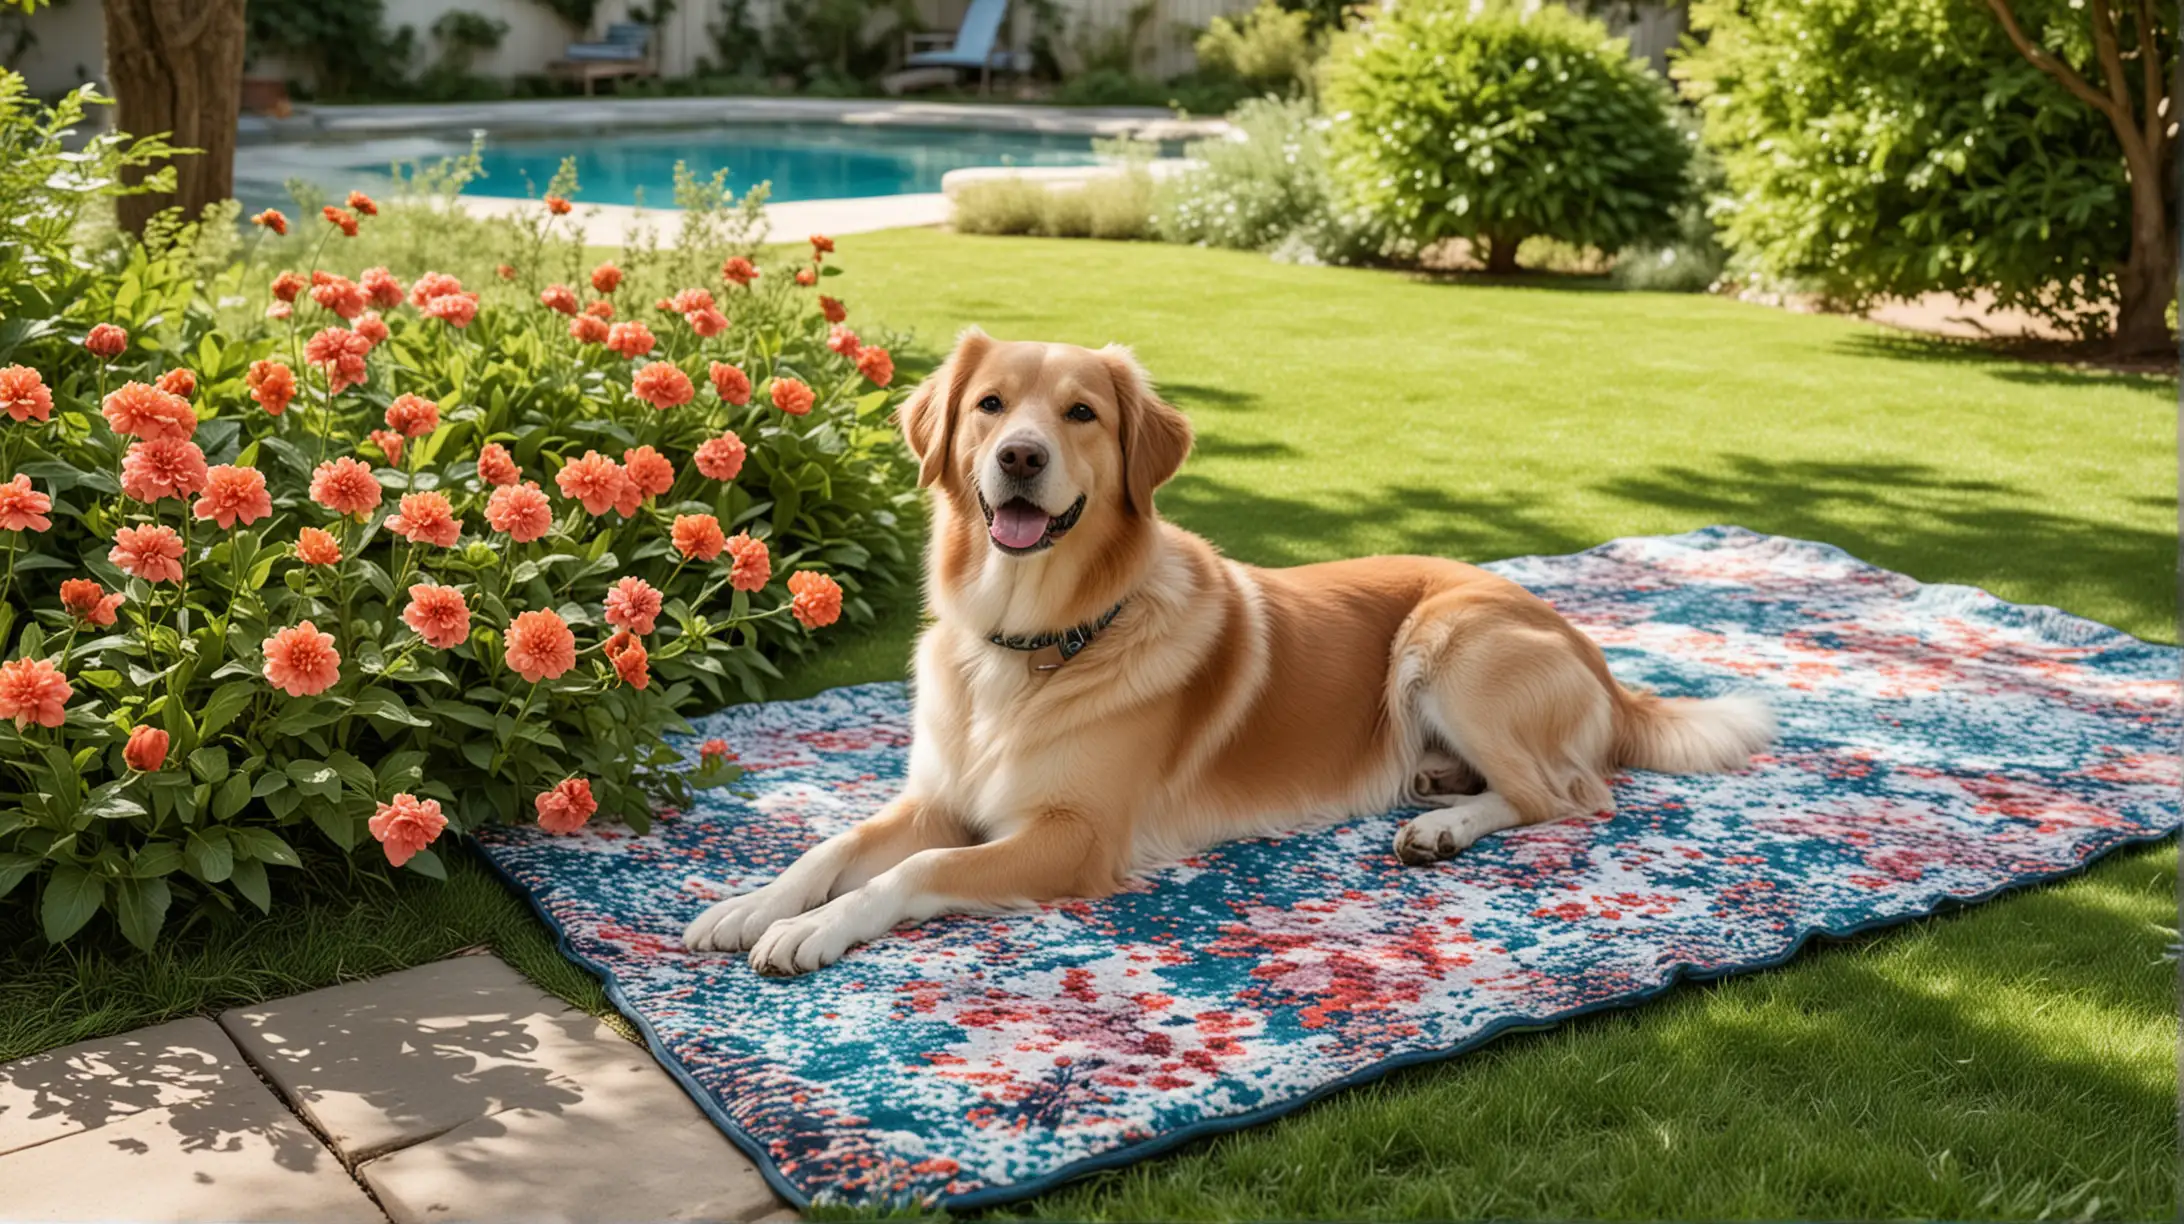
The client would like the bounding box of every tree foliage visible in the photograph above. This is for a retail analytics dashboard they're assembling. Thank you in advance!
[1322,0,1691,272]
[1677,0,2174,341]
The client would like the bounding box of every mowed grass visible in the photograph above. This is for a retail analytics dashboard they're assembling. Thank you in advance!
[3,230,2174,1220]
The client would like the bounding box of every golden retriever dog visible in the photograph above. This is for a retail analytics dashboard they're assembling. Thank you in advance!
[685,329,1773,974]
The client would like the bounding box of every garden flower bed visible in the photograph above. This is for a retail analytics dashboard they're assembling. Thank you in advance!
[0,154,918,950]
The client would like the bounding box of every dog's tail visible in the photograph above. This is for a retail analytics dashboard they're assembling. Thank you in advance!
[1614,689,1774,774]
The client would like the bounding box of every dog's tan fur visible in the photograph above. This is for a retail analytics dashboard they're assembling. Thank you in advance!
[685,331,1774,973]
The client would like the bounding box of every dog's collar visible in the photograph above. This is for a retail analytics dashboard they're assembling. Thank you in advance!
[987,600,1125,670]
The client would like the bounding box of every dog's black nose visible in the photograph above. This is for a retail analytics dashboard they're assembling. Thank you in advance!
[997,439,1048,481]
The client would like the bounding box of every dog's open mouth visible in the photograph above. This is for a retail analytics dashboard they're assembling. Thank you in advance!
[978,490,1086,554]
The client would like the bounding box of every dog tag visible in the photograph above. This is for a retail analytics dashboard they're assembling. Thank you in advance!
[1027,643,1068,674]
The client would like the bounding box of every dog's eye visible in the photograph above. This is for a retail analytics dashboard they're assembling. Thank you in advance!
[976,394,1004,414]
[1065,403,1096,423]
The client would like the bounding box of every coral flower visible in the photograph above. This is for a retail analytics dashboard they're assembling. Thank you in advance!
[477,442,520,486]
[84,323,127,359]
[123,725,169,772]
[121,437,210,503]
[368,430,404,466]
[247,361,297,415]
[770,377,814,416]
[154,367,196,399]
[856,345,894,387]
[827,324,861,356]
[102,381,196,441]
[534,777,597,833]
[109,524,185,584]
[0,657,70,728]
[271,271,307,303]
[794,267,816,286]
[0,365,52,423]
[721,256,758,286]
[60,579,124,626]
[355,311,390,347]
[252,208,289,235]
[819,295,846,323]
[670,287,715,313]
[385,393,440,438]
[810,233,834,256]
[505,608,576,682]
[304,327,370,394]
[554,450,633,516]
[544,194,572,215]
[631,361,693,409]
[698,738,732,766]
[787,570,844,629]
[369,793,446,868]
[0,474,52,531]
[695,431,747,482]
[311,274,367,320]
[192,464,273,529]
[569,314,609,345]
[322,205,360,237]
[726,532,771,591]
[604,320,655,358]
[346,190,379,217]
[671,513,726,561]
[295,526,342,565]
[604,575,664,636]
[685,307,728,337]
[611,636,649,689]
[485,481,553,542]
[361,266,405,307]
[591,262,623,294]
[407,272,465,308]
[385,491,461,548]
[497,263,516,281]
[423,292,479,328]
[622,445,674,498]
[263,620,340,697]
[266,300,293,321]
[539,284,578,315]
[708,361,751,405]
[402,583,471,649]
[584,298,614,320]
[310,456,382,517]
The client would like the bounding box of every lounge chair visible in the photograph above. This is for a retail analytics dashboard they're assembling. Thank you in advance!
[895,0,1027,94]
[551,22,657,95]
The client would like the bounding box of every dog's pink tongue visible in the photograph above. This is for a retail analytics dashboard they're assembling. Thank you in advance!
[990,502,1050,550]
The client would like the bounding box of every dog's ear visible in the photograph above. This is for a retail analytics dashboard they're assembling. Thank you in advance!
[1103,345,1192,517]
[900,327,991,490]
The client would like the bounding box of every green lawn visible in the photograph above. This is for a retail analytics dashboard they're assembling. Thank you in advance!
[3,230,2174,1220]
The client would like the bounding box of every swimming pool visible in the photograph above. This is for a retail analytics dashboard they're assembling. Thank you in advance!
[435,123,1105,205]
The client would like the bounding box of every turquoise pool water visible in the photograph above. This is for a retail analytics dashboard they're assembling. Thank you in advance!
[455,123,1105,205]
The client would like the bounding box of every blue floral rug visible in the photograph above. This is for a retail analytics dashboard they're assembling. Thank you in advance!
[473,527,2179,1209]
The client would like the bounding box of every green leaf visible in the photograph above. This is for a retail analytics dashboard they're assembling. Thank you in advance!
[132,842,183,877]
[82,781,146,821]
[197,680,258,740]
[213,771,252,820]
[285,759,342,798]
[188,745,230,783]
[115,876,171,951]
[230,857,271,913]
[41,863,104,943]
[186,830,234,884]
[309,804,359,852]
[0,853,38,901]
[326,750,379,794]
[230,827,301,868]
[403,846,448,880]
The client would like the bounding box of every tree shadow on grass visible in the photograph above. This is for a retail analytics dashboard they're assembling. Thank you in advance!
[1830,332,2180,389]
[1160,469,1593,569]
[1591,455,2175,641]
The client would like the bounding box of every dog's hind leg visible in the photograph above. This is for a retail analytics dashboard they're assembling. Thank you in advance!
[682,797,969,953]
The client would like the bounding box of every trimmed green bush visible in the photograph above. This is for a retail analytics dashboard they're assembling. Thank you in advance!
[1153,96,1379,264]
[1195,1,1319,94]
[950,170,1154,241]
[1322,0,1691,273]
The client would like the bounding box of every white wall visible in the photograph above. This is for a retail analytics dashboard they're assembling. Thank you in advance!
[7,0,104,95]
[382,0,583,78]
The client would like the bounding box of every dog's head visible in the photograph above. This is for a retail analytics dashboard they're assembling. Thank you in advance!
[900,328,1193,559]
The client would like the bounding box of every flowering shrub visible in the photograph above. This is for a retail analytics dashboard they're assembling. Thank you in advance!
[0,155,917,948]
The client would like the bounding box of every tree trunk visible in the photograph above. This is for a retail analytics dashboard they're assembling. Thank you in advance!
[1483,230,1523,275]
[102,0,249,235]
[2107,137,2176,357]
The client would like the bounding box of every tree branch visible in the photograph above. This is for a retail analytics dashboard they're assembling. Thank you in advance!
[1983,0,2128,125]
[2087,0,2134,113]
[2133,0,2167,155]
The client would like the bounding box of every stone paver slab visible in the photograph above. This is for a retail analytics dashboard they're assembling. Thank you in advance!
[218,954,646,1164]
[0,1048,380,1222]
[359,1044,783,1224]
[0,1017,270,1157]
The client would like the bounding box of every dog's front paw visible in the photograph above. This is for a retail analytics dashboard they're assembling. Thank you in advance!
[683,882,811,953]
[747,893,883,975]
[1393,808,1501,865]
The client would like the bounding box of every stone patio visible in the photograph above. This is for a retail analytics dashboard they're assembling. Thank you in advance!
[0,954,793,1223]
